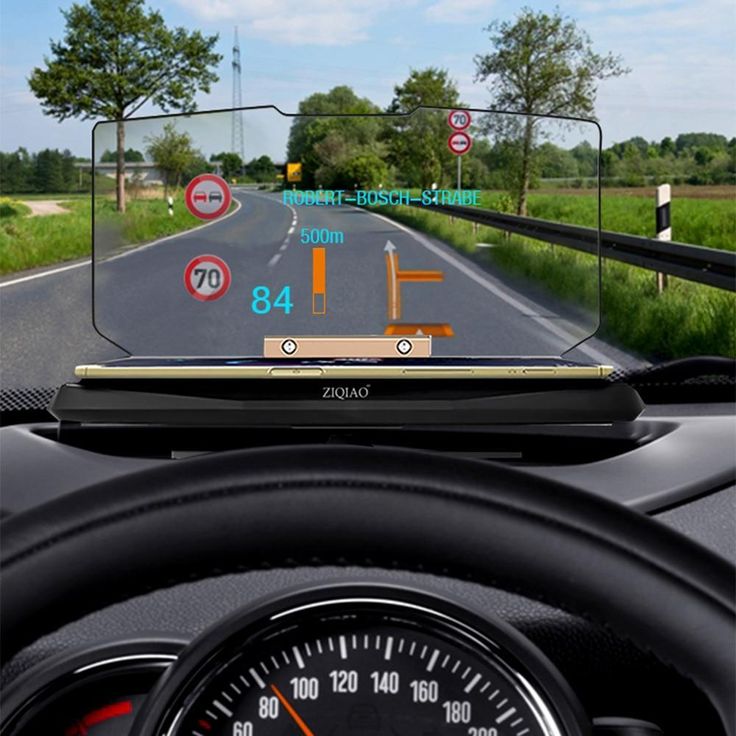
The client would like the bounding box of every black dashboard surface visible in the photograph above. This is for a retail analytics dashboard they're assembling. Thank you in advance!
[1,406,734,515]
[1,404,733,734]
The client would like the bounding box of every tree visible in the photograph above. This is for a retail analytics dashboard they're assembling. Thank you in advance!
[29,0,220,212]
[145,123,199,198]
[537,142,579,179]
[387,68,463,188]
[474,8,628,214]
[389,67,461,111]
[675,132,728,153]
[34,149,66,193]
[0,149,33,194]
[210,152,243,180]
[659,137,676,157]
[244,155,276,182]
[570,141,597,178]
[287,86,384,187]
[101,148,145,163]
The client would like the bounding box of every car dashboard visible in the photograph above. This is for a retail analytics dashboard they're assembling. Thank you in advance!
[0,401,734,736]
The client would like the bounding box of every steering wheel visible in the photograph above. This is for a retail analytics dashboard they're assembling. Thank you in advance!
[2,446,734,733]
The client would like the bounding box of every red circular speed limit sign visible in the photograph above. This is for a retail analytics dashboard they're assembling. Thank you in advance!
[448,131,473,155]
[184,174,232,220]
[448,109,472,131]
[183,255,231,301]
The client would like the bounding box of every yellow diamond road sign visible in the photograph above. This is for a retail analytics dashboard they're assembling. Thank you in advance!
[287,162,302,183]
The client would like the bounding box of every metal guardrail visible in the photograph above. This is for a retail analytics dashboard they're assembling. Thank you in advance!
[419,203,735,291]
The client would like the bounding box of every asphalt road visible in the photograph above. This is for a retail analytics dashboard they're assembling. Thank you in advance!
[1,191,637,389]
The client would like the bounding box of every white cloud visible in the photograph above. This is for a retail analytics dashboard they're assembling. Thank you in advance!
[570,0,674,13]
[425,0,495,24]
[172,0,399,46]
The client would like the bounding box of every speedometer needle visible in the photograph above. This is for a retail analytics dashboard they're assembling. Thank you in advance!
[270,683,316,736]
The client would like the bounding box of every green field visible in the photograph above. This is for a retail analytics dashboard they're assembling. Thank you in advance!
[0,195,215,274]
[7,192,91,201]
[381,199,735,360]
[481,191,736,250]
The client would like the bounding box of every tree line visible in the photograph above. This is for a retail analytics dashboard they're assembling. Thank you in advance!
[0,141,278,196]
[16,0,736,214]
[284,79,736,196]
[0,115,736,195]
[0,148,85,194]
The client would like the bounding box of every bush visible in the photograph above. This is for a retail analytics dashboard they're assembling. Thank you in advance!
[0,197,30,218]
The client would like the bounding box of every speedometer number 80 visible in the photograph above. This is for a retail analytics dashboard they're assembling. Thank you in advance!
[258,696,278,718]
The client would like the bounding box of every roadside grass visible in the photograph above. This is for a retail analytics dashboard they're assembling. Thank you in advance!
[380,204,736,360]
[0,194,227,275]
[95,196,205,247]
[480,191,736,251]
[0,198,31,218]
[0,199,91,273]
[13,192,91,201]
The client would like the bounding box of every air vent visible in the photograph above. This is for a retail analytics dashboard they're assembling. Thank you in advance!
[0,387,56,424]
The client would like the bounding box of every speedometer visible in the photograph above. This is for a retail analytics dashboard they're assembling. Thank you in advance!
[136,584,587,736]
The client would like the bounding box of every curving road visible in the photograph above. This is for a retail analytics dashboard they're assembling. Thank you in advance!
[1,191,636,389]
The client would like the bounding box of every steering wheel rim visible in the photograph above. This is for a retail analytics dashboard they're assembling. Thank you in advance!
[1,445,734,732]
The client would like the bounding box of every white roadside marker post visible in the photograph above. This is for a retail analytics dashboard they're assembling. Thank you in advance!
[655,184,671,293]
[167,195,174,217]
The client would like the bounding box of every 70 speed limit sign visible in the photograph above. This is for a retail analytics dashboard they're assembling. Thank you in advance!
[184,255,231,301]
[448,109,472,131]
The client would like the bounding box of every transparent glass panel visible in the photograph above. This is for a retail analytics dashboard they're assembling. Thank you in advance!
[93,106,600,358]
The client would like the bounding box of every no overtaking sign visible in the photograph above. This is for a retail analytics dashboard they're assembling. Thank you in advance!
[185,174,232,220]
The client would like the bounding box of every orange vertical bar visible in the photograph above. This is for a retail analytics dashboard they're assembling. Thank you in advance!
[312,247,326,315]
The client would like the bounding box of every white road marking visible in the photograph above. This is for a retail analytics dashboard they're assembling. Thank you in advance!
[245,192,299,265]
[0,259,90,289]
[364,208,613,364]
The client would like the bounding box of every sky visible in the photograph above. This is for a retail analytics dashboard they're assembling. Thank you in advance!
[1,0,734,159]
